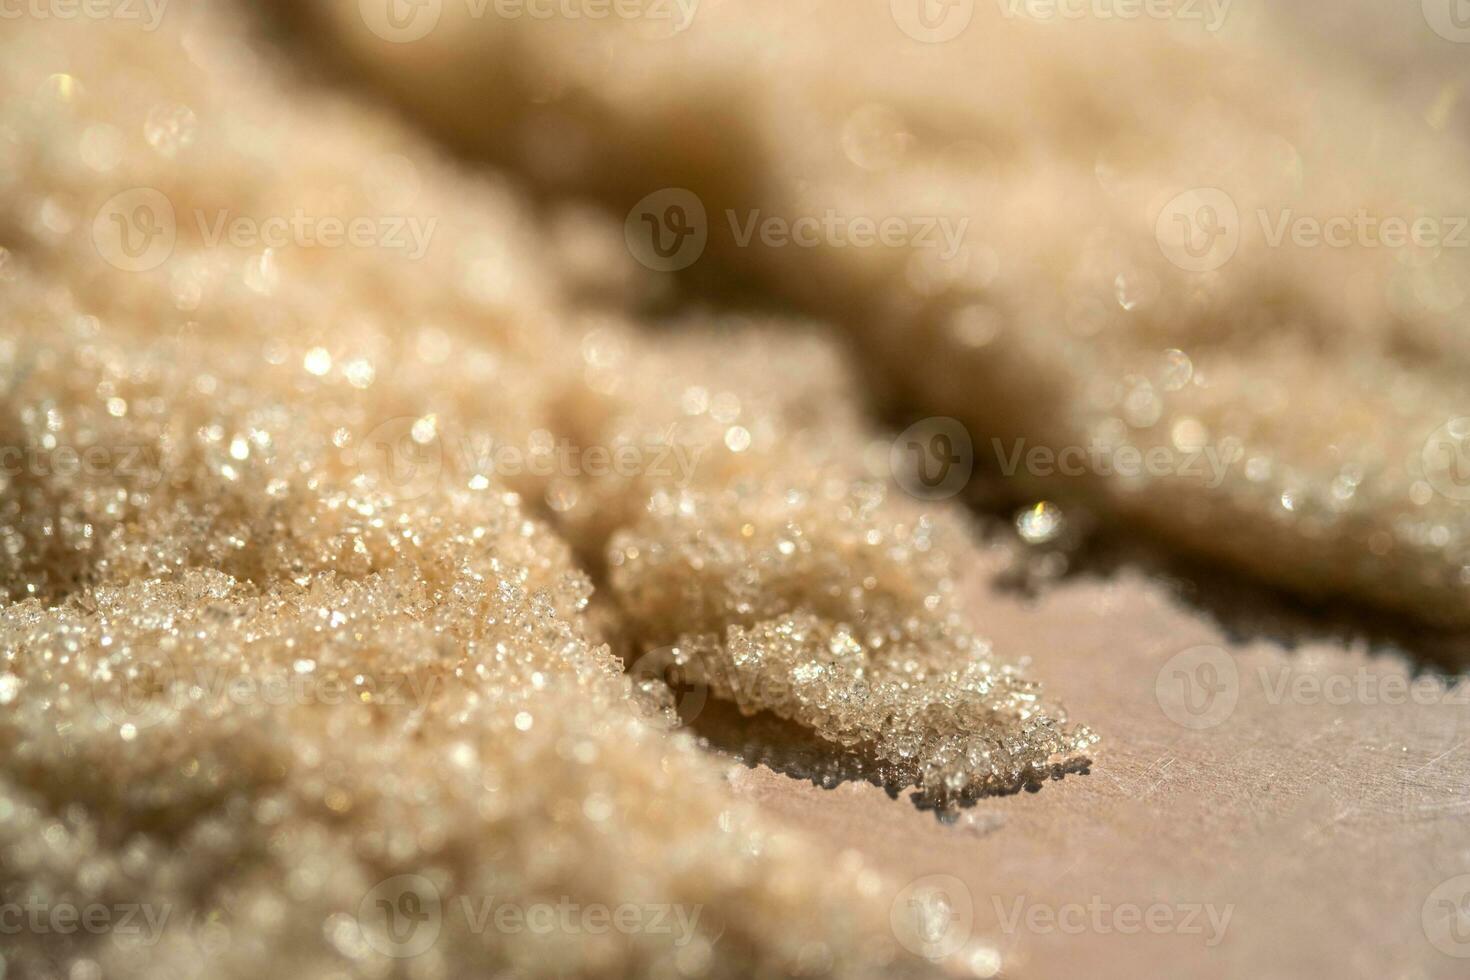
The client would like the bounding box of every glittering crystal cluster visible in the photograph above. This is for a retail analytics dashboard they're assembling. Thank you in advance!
[605,459,1095,797]
[0,5,1090,977]
[301,0,1470,627]
[538,328,1096,796]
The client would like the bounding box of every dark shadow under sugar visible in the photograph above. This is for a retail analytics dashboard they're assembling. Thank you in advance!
[974,494,1470,677]
[689,699,913,799]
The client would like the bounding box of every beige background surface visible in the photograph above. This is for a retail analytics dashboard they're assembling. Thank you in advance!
[714,544,1470,978]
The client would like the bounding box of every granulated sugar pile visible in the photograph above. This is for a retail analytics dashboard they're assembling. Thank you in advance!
[297,0,1470,628]
[0,4,1094,977]
[8,0,1470,975]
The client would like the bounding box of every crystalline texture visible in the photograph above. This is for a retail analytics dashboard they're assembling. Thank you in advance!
[0,5,1090,978]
